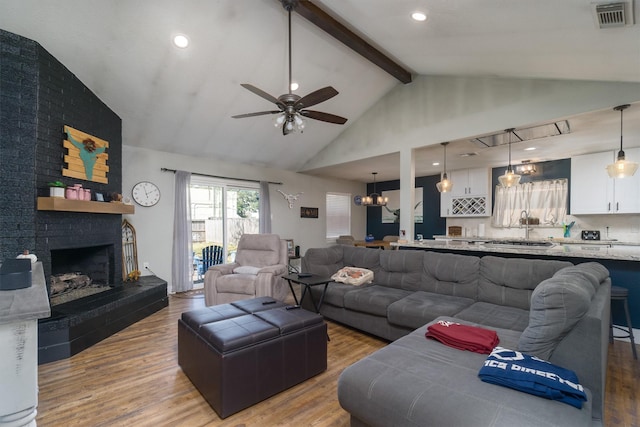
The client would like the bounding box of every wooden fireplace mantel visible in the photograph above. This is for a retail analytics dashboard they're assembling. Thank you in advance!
[37,197,135,214]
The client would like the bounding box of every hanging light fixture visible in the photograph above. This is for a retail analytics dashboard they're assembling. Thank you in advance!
[498,128,521,188]
[436,142,453,193]
[606,104,638,178]
[361,172,388,206]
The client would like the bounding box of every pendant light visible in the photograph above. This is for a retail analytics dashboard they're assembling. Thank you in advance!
[361,172,388,206]
[498,128,521,188]
[436,142,453,193]
[606,104,638,178]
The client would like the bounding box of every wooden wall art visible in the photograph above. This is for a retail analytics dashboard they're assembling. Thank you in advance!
[63,125,109,184]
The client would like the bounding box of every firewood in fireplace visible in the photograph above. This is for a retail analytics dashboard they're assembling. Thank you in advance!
[50,272,92,295]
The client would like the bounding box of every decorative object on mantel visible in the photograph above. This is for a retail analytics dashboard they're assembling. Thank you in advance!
[436,142,453,193]
[300,207,318,218]
[606,104,638,178]
[231,0,347,135]
[47,181,66,198]
[16,250,37,264]
[277,189,303,209]
[63,125,109,184]
[361,172,388,206]
[498,128,522,188]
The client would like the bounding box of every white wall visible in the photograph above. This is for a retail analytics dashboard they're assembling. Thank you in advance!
[122,145,365,292]
[302,75,640,170]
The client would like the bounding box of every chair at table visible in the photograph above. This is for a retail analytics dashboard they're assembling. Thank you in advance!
[204,234,288,306]
[336,235,355,245]
[198,245,224,280]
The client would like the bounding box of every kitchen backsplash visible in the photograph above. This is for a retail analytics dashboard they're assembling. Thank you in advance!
[445,214,640,243]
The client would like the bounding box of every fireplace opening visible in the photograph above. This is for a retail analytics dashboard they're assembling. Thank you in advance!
[50,244,116,306]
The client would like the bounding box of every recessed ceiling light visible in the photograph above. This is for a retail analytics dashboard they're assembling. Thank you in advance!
[525,147,537,151]
[290,82,299,91]
[173,34,189,48]
[411,11,427,22]
[432,162,440,166]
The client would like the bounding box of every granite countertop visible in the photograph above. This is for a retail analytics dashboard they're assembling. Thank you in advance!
[394,239,640,262]
[0,262,51,324]
[431,235,640,246]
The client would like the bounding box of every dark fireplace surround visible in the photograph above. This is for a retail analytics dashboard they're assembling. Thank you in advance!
[0,29,167,364]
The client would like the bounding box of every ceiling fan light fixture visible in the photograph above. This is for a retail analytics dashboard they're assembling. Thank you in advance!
[498,129,521,188]
[436,142,453,193]
[606,104,638,178]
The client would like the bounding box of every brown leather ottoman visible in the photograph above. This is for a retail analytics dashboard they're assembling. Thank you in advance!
[178,296,327,419]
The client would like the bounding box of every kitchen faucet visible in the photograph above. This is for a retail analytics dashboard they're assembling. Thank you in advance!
[520,210,531,240]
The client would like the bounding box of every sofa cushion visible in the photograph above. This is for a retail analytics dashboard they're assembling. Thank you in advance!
[308,282,362,308]
[338,318,593,427]
[479,256,572,310]
[215,274,257,295]
[388,291,475,329]
[342,245,382,272]
[301,246,344,277]
[235,234,282,267]
[422,252,480,299]
[375,250,424,290]
[343,285,412,317]
[517,264,599,360]
[454,301,530,332]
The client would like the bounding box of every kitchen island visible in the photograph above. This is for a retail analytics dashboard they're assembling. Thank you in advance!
[394,239,640,326]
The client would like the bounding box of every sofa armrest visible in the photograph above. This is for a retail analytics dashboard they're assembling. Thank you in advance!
[256,264,286,276]
[208,262,238,275]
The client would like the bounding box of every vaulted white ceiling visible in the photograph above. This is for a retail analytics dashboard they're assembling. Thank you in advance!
[1,0,639,181]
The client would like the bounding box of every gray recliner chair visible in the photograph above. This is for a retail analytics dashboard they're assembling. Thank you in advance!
[204,234,289,306]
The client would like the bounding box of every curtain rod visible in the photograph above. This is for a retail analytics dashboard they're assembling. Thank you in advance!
[161,168,282,185]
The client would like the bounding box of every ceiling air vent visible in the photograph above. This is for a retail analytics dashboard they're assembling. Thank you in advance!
[593,2,633,28]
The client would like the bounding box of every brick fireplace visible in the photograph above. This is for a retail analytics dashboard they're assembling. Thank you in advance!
[0,29,167,364]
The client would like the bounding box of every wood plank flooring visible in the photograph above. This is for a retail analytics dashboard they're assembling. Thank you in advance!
[36,293,639,427]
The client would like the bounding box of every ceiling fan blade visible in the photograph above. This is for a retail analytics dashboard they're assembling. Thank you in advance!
[295,86,339,109]
[240,84,284,107]
[232,110,281,119]
[300,110,348,125]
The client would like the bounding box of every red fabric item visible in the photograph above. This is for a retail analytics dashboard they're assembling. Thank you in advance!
[425,320,499,354]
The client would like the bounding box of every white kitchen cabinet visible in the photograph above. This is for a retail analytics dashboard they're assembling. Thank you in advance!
[571,148,640,214]
[441,168,490,217]
[449,168,489,196]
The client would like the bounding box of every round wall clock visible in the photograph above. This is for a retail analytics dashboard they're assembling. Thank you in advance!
[132,181,161,207]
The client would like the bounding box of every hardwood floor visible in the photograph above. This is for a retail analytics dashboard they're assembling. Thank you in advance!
[36,294,639,427]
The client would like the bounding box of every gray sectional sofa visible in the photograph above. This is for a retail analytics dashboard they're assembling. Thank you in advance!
[301,245,611,427]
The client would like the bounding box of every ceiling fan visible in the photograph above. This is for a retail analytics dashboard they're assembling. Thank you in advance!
[232,0,347,135]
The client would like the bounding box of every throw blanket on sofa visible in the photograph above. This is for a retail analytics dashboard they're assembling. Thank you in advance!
[478,347,587,409]
[425,320,499,354]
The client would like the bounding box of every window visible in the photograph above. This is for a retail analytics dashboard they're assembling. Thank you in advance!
[492,179,568,228]
[326,192,351,239]
[190,177,260,282]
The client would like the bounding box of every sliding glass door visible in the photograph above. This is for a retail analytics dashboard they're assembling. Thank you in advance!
[190,178,260,282]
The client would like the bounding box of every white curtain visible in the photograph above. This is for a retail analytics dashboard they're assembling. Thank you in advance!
[259,181,271,234]
[172,170,193,293]
[492,179,568,228]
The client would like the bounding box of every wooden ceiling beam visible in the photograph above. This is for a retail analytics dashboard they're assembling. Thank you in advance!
[294,0,412,84]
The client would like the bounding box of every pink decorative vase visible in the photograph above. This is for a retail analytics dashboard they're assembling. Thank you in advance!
[66,187,78,199]
[84,189,91,200]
